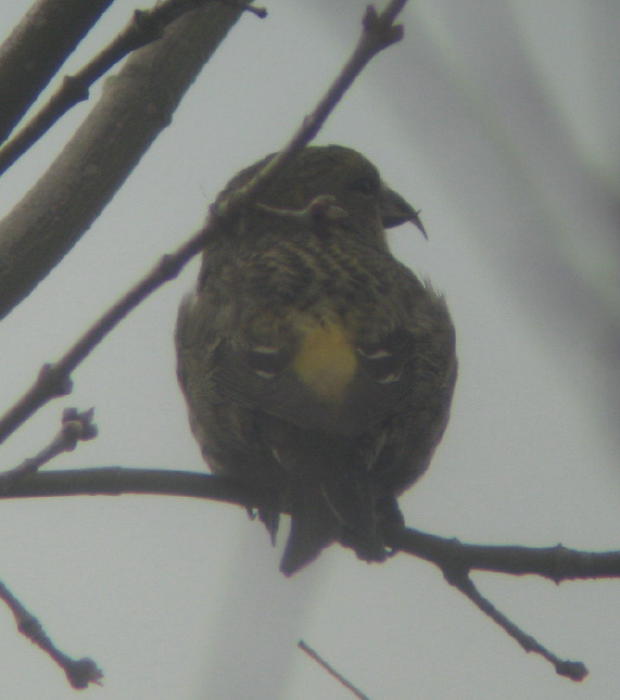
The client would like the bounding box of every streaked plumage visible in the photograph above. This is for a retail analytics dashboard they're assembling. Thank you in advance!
[176,146,457,575]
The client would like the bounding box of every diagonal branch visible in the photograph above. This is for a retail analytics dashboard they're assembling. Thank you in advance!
[0,1,409,445]
[0,580,103,688]
[0,2,249,322]
[0,0,114,143]
[225,0,409,211]
[0,0,266,176]
[298,640,370,700]
[0,232,207,445]
[442,568,587,681]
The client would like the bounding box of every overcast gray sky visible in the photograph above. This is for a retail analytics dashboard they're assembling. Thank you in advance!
[0,2,619,698]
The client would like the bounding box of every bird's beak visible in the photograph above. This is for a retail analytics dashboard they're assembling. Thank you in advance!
[379,183,427,239]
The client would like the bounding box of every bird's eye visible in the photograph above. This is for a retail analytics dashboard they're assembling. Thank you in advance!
[350,176,378,195]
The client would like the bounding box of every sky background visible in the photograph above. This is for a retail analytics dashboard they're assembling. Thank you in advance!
[0,1,619,698]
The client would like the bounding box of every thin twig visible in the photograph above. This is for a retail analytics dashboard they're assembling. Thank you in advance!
[0,1,407,446]
[0,0,115,143]
[0,580,102,688]
[0,3,249,322]
[0,232,207,445]
[0,408,97,491]
[298,640,370,700]
[0,0,265,176]
[446,573,588,681]
[225,0,408,212]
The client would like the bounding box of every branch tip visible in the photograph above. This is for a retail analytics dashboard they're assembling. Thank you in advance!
[65,657,104,689]
[61,407,98,446]
[0,580,103,689]
[363,4,405,48]
[555,659,588,682]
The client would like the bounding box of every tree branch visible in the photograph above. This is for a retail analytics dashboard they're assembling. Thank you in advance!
[0,0,114,142]
[0,579,102,688]
[0,467,620,681]
[0,2,248,321]
[0,407,96,491]
[4,467,620,582]
[0,0,266,176]
[445,573,587,681]
[4,465,617,679]
[298,640,370,700]
[0,1,409,445]
[0,232,207,445]
[225,0,408,210]
[384,525,620,580]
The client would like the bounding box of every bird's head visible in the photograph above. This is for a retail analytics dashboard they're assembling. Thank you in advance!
[216,145,426,246]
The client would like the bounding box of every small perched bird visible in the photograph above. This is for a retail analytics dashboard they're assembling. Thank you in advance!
[176,145,456,575]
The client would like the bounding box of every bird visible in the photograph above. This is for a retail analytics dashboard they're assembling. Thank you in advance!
[175,145,457,576]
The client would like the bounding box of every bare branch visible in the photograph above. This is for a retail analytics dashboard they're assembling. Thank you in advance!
[2,465,618,678]
[0,468,254,506]
[298,640,370,700]
[0,0,266,176]
[0,580,102,688]
[383,525,620,581]
[446,573,587,681]
[0,231,206,445]
[0,0,113,142]
[224,0,409,211]
[0,2,407,445]
[0,2,249,321]
[3,467,620,583]
[0,408,96,490]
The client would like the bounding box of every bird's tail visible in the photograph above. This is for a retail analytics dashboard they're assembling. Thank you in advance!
[279,473,386,576]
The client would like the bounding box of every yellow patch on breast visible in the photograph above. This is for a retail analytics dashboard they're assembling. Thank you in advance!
[293,319,357,404]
